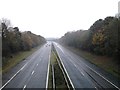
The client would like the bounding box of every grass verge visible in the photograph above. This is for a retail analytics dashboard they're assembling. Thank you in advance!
[65,46,120,79]
[48,46,68,89]
[1,45,43,74]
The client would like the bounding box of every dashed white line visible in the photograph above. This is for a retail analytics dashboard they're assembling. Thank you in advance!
[31,71,34,75]
[94,86,98,90]
[55,43,120,90]
[23,85,26,90]
[0,63,28,89]
[69,56,120,89]
[85,65,120,90]
[81,72,85,76]
[36,63,38,66]
[73,63,85,76]
[74,64,77,68]
[69,55,120,89]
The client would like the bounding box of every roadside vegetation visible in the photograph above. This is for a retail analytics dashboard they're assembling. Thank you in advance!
[0,18,46,71]
[65,46,120,79]
[1,45,43,73]
[59,16,120,78]
[48,44,73,89]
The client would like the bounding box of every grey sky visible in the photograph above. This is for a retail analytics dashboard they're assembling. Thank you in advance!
[0,0,119,38]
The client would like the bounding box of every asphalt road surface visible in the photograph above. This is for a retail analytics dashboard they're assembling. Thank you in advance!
[2,42,51,89]
[53,42,120,90]
[1,42,120,89]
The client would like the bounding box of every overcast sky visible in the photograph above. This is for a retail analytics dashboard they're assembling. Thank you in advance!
[0,0,119,38]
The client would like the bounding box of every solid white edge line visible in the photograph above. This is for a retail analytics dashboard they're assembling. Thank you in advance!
[57,45,65,54]
[68,59,98,89]
[20,63,28,71]
[1,45,45,89]
[45,49,51,89]
[85,65,120,89]
[54,53,70,89]
[67,50,120,89]
[55,43,120,90]
[0,63,28,89]
[54,44,75,89]
[65,56,99,89]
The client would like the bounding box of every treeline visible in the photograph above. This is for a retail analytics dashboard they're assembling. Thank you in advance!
[59,16,120,60]
[0,19,46,59]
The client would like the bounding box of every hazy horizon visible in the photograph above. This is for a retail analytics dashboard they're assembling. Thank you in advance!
[0,0,119,38]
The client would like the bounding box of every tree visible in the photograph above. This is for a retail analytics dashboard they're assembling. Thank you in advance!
[59,16,119,60]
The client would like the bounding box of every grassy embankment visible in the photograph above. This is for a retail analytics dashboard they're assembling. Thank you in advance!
[65,46,120,79]
[1,45,43,74]
[48,48,68,89]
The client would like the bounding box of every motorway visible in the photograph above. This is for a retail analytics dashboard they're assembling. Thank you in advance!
[2,42,51,89]
[1,42,120,89]
[54,42,120,89]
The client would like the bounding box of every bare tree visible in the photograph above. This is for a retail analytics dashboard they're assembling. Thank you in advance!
[1,18,11,29]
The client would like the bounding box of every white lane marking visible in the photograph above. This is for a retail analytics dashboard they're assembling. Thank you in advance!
[85,65,120,89]
[72,61,98,89]
[73,63,85,76]
[45,50,51,89]
[70,55,120,89]
[55,43,120,90]
[31,71,34,75]
[20,63,28,71]
[68,55,119,89]
[56,44,65,54]
[58,54,75,89]
[74,64,77,68]
[54,44,75,89]
[0,63,28,89]
[81,72,85,76]
[94,86,97,90]
[36,64,38,66]
[23,85,26,90]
